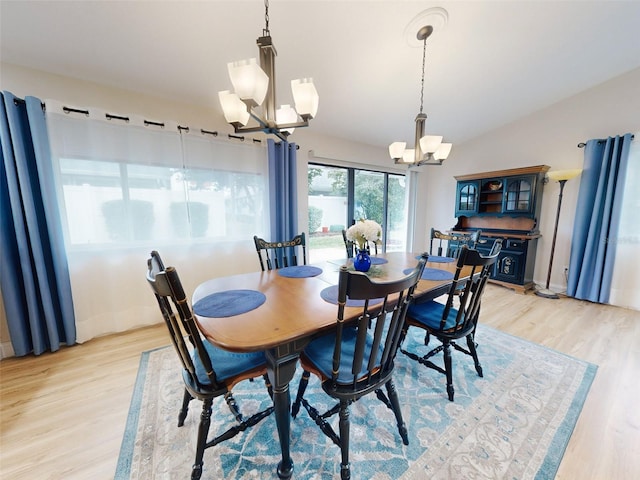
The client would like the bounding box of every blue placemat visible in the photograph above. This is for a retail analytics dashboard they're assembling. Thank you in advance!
[404,267,455,281]
[277,265,323,278]
[320,285,384,307]
[193,289,266,318]
[416,255,455,263]
[429,255,456,263]
[369,257,388,265]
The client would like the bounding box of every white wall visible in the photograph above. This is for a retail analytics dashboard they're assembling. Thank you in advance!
[308,196,348,232]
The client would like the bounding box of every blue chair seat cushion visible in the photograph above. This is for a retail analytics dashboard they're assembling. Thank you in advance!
[407,300,460,332]
[303,327,383,385]
[193,340,266,385]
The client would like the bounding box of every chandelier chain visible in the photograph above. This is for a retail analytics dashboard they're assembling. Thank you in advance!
[419,37,427,115]
[263,0,270,36]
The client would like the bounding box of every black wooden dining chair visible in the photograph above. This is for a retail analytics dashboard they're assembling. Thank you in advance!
[146,251,274,480]
[400,240,502,401]
[430,228,483,258]
[463,229,483,249]
[431,228,485,303]
[253,233,307,271]
[341,228,378,258]
[341,228,354,258]
[291,254,428,480]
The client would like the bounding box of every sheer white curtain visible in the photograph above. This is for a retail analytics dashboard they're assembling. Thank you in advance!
[610,131,640,310]
[46,101,270,341]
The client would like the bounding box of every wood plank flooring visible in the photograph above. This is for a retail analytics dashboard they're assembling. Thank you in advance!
[1,284,639,479]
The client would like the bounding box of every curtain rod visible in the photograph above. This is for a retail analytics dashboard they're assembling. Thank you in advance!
[58,104,299,148]
[15,98,298,149]
[578,134,635,148]
[13,97,46,110]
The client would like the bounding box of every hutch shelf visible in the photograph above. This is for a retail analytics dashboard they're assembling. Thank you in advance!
[450,165,550,293]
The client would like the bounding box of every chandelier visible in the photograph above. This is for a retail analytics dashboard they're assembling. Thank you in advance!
[389,24,452,166]
[218,0,319,141]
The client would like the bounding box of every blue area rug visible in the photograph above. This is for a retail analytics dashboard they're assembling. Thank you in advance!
[116,325,596,479]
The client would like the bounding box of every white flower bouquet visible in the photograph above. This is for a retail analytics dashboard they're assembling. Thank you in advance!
[346,219,382,251]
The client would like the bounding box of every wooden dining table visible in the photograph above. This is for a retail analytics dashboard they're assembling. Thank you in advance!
[192,251,468,479]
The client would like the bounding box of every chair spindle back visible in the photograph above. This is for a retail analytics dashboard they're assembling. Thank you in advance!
[146,250,219,389]
[439,240,502,333]
[253,233,307,271]
[331,253,428,391]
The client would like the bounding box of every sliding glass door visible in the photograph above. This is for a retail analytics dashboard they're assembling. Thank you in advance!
[308,163,407,262]
[386,173,408,252]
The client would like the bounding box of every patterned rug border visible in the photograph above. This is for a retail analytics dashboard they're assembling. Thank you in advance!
[492,329,598,480]
[116,326,597,479]
[116,345,166,478]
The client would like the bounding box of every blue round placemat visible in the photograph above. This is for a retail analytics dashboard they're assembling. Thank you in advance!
[320,285,384,307]
[369,257,388,265]
[429,255,456,263]
[404,267,455,281]
[415,255,455,263]
[193,289,266,318]
[277,265,323,278]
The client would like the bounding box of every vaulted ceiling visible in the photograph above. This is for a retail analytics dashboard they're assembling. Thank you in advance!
[2,1,640,148]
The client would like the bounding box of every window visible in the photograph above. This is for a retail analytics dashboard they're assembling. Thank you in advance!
[47,111,269,248]
[308,163,407,261]
[44,103,270,343]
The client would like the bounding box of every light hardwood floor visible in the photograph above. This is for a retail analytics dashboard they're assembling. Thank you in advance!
[1,284,639,479]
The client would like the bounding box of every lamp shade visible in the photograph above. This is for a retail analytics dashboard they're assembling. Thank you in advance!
[276,104,297,134]
[227,58,269,106]
[433,142,452,161]
[218,90,250,125]
[389,142,407,159]
[419,135,443,154]
[402,149,416,163]
[547,169,582,182]
[291,78,319,118]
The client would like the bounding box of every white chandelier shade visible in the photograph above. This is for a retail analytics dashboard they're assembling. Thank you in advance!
[227,59,269,107]
[291,78,319,118]
[276,104,298,134]
[389,142,407,160]
[402,148,416,164]
[419,135,443,154]
[218,90,250,126]
[389,137,452,164]
[433,142,452,160]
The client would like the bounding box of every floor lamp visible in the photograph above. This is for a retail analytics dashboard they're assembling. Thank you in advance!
[535,169,582,299]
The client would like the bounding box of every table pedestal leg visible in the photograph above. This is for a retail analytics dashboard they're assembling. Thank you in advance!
[266,348,298,479]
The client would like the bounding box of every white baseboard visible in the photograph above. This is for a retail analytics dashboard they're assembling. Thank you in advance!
[0,341,15,360]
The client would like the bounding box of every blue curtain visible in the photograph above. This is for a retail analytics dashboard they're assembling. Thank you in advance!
[267,139,298,263]
[567,133,633,303]
[0,92,76,356]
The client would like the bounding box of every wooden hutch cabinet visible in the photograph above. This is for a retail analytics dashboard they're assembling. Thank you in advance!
[450,165,550,293]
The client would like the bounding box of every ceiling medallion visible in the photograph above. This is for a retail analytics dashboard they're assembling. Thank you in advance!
[403,6,449,48]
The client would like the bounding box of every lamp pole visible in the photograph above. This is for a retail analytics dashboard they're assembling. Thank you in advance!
[536,168,581,299]
[536,179,567,299]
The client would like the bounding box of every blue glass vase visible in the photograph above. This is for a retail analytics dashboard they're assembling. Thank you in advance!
[353,248,372,272]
